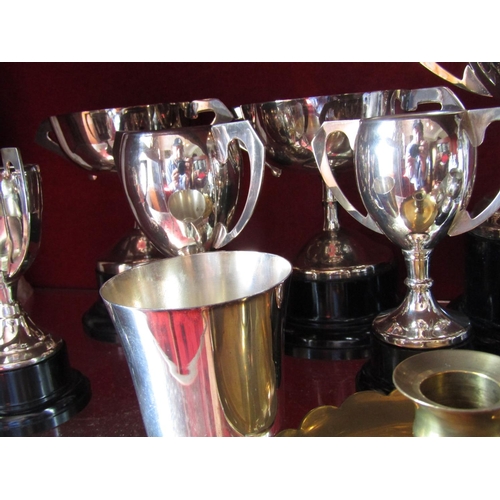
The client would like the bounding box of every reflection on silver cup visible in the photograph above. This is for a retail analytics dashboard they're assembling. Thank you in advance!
[423,63,500,344]
[373,176,398,219]
[100,251,292,437]
[314,106,500,348]
[116,120,265,257]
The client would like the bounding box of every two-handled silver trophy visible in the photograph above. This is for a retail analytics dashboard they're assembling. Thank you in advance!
[422,62,500,350]
[234,87,463,358]
[313,102,500,351]
[0,148,91,436]
[100,118,292,436]
[36,99,235,342]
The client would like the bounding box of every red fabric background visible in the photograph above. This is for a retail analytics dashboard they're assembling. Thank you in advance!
[0,62,498,301]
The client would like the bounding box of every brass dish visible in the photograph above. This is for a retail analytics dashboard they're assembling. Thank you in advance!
[278,390,415,437]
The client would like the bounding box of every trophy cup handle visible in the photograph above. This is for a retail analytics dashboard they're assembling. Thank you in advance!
[420,63,492,97]
[312,120,383,234]
[0,148,30,280]
[449,107,500,236]
[392,86,466,113]
[35,118,69,160]
[35,116,95,171]
[189,99,237,125]
[211,121,265,249]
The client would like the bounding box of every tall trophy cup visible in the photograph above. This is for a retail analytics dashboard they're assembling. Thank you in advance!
[0,148,91,436]
[36,99,235,342]
[235,87,463,357]
[313,106,500,350]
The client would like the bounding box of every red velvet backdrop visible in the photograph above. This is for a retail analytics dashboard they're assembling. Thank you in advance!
[0,62,498,301]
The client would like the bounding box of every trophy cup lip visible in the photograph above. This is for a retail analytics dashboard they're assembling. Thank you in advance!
[393,349,500,413]
[100,250,292,312]
[113,120,219,139]
[362,108,464,122]
[237,85,461,109]
[238,89,377,108]
[48,100,194,118]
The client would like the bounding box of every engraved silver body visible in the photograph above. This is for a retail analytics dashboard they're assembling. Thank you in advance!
[313,106,500,348]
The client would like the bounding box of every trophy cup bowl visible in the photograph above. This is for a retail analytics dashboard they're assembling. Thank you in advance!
[313,106,500,349]
[0,148,91,436]
[393,349,500,436]
[115,119,265,257]
[235,87,464,356]
[36,99,236,342]
[100,250,292,437]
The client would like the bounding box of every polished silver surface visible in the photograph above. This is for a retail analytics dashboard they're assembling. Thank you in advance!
[421,62,500,99]
[0,148,59,369]
[37,99,236,173]
[116,120,265,256]
[313,106,500,348]
[235,87,464,276]
[100,250,292,437]
[394,349,500,436]
[36,98,236,276]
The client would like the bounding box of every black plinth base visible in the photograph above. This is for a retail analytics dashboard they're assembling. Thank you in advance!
[356,334,474,394]
[284,321,373,361]
[284,262,399,359]
[447,295,500,355]
[469,321,500,356]
[82,297,119,344]
[0,341,92,436]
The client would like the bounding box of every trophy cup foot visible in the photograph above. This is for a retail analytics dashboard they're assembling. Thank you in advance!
[0,340,91,436]
[83,225,163,343]
[373,298,470,349]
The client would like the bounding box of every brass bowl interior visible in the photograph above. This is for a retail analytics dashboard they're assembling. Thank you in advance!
[420,371,500,410]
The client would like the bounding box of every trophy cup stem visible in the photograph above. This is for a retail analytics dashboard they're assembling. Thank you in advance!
[323,185,340,232]
[373,234,469,349]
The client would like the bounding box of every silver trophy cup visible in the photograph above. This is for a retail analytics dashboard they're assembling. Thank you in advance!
[235,87,464,355]
[0,148,90,435]
[115,119,265,256]
[313,106,500,349]
[36,99,235,342]
[100,250,292,437]
[423,62,500,347]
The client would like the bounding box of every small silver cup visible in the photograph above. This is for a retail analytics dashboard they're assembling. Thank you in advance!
[100,250,291,437]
